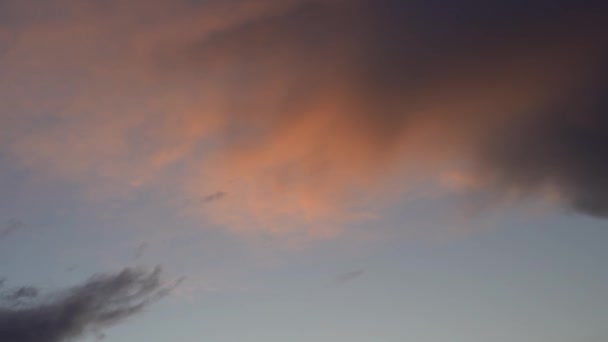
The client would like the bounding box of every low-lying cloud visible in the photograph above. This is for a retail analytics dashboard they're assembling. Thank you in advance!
[0,267,168,342]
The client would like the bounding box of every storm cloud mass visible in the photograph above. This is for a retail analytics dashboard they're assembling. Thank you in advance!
[168,0,608,219]
[0,268,167,342]
[1,0,608,235]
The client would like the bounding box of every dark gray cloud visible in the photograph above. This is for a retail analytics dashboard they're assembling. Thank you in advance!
[0,267,170,342]
[479,70,608,217]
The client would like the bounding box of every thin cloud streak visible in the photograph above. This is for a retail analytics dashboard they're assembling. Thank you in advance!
[201,191,228,203]
[0,219,25,240]
[335,270,366,284]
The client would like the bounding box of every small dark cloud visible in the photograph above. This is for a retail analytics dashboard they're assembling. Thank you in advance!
[201,191,227,203]
[0,267,172,342]
[0,219,25,240]
[134,242,148,260]
[335,270,366,284]
[182,191,228,209]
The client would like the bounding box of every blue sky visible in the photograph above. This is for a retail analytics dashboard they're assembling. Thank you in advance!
[2,172,607,341]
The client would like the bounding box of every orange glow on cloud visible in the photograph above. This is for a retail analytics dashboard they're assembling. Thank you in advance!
[2,0,608,238]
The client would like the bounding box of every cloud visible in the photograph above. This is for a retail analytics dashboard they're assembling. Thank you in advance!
[0,287,39,306]
[0,219,25,240]
[134,242,148,260]
[1,0,608,238]
[335,270,366,284]
[0,267,170,342]
[201,191,228,203]
[475,70,608,217]
[174,0,608,226]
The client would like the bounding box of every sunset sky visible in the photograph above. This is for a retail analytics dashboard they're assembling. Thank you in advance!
[1,1,608,341]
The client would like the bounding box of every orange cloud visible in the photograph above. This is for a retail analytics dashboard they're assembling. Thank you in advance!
[3,0,608,238]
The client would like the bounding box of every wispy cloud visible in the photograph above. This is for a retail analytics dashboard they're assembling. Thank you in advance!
[201,191,228,203]
[335,270,366,284]
[134,242,148,260]
[0,219,25,240]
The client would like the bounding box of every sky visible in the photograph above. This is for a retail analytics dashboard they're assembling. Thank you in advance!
[0,0,607,341]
